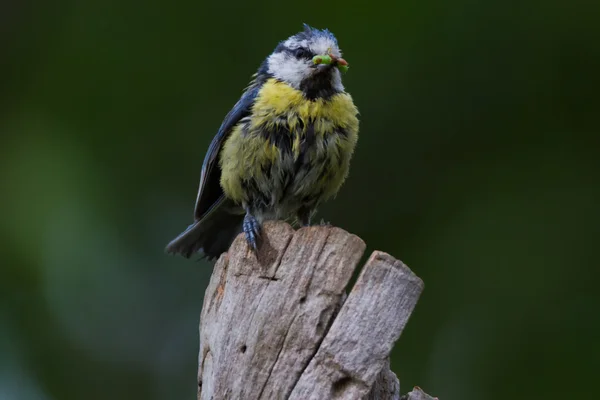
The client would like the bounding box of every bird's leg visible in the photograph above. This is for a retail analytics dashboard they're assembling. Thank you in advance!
[243,210,261,251]
[297,207,313,227]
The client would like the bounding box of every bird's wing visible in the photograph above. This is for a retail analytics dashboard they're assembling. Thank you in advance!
[193,84,260,219]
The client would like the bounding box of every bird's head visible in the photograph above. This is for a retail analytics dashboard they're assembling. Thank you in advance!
[263,24,348,99]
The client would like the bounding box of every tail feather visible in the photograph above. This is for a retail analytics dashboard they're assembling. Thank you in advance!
[166,199,243,259]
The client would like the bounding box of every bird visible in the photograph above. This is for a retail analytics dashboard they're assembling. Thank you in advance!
[166,24,359,259]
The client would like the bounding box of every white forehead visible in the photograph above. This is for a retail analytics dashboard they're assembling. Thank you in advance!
[283,36,341,57]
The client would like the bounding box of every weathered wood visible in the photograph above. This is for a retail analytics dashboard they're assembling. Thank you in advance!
[289,251,424,399]
[197,221,434,400]
[401,387,439,400]
[365,359,400,400]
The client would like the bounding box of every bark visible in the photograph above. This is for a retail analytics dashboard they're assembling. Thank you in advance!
[197,221,435,400]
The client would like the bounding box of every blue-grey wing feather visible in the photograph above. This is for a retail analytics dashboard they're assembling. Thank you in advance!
[193,84,260,219]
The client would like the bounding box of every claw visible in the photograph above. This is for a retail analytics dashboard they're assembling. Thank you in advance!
[243,213,261,251]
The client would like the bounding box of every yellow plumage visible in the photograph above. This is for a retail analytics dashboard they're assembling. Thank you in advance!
[166,26,358,259]
[219,78,359,220]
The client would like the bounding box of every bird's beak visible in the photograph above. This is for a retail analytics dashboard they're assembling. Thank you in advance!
[312,54,349,72]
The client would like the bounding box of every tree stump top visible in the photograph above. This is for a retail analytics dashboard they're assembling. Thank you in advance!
[197,221,433,399]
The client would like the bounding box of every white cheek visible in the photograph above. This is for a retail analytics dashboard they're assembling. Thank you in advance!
[267,53,311,89]
[330,68,345,92]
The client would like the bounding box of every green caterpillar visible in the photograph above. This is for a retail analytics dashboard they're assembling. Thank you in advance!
[312,54,349,73]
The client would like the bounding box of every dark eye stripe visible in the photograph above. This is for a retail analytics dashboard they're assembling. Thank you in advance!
[287,47,312,60]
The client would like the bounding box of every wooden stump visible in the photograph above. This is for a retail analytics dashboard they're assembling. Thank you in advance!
[197,221,435,400]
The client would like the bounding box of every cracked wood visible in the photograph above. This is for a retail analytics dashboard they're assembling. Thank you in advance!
[197,221,427,400]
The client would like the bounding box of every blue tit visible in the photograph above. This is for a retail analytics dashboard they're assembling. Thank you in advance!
[166,24,359,259]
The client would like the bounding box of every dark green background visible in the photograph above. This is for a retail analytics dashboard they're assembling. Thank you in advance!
[2,0,598,399]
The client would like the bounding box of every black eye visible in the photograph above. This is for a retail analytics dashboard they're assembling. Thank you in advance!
[292,48,312,59]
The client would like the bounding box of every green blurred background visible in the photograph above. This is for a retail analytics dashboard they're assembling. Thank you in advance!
[1,0,599,399]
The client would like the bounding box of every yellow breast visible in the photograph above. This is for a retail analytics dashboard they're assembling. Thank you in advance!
[251,78,359,134]
[219,78,359,207]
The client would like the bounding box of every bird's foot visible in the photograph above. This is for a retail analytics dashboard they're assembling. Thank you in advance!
[297,207,314,227]
[319,218,331,226]
[243,213,261,251]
